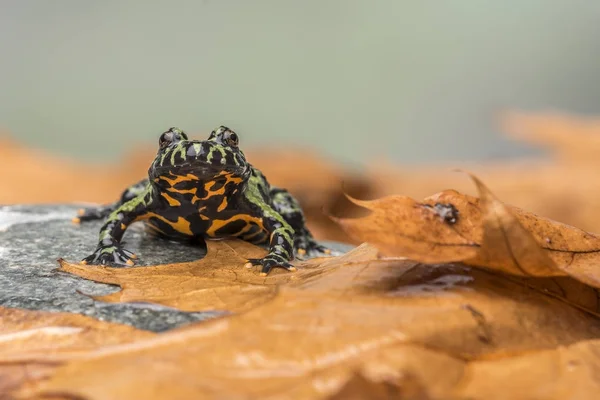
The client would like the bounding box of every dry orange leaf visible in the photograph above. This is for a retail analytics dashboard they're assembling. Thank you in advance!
[0,307,154,361]
[58,240,275,313]
[335,174,600,291]
[459,337,600,400]
[326,371,430,400]
[0,307,154,396]
[58,240,378,313]
[17,258,600,400]
[8,178,600,399]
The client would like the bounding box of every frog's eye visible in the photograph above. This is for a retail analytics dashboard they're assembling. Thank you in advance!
[159,127,187,149]
[159,131,176,149]
[224,131,239,148]
[209,126,227,141]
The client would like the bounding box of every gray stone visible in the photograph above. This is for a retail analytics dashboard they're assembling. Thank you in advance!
[0,205,353,331]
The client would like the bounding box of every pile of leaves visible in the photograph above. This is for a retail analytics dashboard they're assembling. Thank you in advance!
[3,112,600,399]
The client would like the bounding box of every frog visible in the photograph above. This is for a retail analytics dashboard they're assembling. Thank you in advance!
[74,126,329,275]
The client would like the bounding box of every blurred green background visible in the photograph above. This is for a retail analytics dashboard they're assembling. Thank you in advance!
[1,0,599,165]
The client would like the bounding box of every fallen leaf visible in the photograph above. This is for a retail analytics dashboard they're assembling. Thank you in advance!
[460,338,600,400]
[0,307,154,396]
[17,258,600,400]
[331,191,481,264]
[326,371,430,400]
[58,240,379,313]
[58,240,274,313]
[466,173,560,277]
[334,174,600,289]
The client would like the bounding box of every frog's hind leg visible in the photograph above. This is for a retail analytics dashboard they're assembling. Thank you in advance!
[75,179,149,223]
[269,187,330,257]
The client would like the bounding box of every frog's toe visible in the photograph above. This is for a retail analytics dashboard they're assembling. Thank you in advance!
[245,256,296,276]
[81,246,136,267]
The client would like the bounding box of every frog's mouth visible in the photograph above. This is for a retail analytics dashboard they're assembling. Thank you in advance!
[149,161,250,181]
[151,162,247,180]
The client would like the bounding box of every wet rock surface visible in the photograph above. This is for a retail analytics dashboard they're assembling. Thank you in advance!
[0,204,352,331]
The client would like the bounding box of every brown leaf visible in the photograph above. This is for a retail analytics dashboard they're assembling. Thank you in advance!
[59,240,275,313]
[331,191,480,264]
[334,174,600,289]
[0,307,154,396]
[58,240,378,313]
[0,307,155,361]
[466,173,559,277]
[17,260,600,400]
[326,371,430,400]
[461,338,600,400]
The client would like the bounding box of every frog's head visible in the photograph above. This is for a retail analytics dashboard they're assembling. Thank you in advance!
[149,126,251,184]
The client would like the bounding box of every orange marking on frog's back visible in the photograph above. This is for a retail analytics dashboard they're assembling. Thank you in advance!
[160,192,182,206]
[168,187,197,196]
[206,214,264,237]
[191,193,203,205]
[159,173,200,187]
[143,212,193,236]
[196,171,243,201]
[217,197,228,212]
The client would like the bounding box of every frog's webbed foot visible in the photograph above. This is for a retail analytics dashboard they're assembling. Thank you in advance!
[81,245,137,266]
[295,234,331,258]
[244,255,296,276]
[73,205,114,223]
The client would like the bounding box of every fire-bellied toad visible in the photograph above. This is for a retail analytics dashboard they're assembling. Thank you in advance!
[75,126,329,275]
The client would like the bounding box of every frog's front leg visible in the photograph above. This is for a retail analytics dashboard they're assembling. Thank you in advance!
[245,216,297,276]
[81,189,153,266]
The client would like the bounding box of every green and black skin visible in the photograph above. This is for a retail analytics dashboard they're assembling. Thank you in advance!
[76,126,328,275]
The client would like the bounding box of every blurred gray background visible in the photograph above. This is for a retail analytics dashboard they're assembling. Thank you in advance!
[1,0,599,165]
